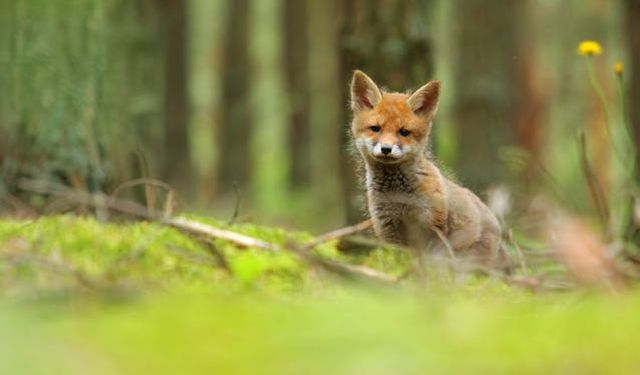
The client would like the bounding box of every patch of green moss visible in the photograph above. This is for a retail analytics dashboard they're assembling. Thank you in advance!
[0,215,414,295]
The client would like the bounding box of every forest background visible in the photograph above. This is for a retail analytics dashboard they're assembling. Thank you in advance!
[3,1,640,373]
[2,0,639,233]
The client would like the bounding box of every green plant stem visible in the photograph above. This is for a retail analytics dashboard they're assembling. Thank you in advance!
[578,131,610,231]
[616,73,639,242]
[616,74,637,173]
[585,57,626,165]
[585,57,611,127]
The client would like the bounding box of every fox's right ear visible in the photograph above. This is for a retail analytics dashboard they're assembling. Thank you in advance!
[350,70,382,111]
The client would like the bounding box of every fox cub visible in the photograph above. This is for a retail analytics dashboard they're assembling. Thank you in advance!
[349,70,502,264]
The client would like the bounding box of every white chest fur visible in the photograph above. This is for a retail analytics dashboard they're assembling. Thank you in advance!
[365,163,436,246]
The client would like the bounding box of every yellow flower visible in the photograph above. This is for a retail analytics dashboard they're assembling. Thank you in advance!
[614,62,623,76]
[577,40,602,56]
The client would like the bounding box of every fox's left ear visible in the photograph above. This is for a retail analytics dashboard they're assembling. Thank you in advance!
[407,80,440,118]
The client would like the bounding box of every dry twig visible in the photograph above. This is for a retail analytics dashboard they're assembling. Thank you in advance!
[433,227,458,261]
[305,219,373,249]
[227,181,241,225]
[287,241,397,284]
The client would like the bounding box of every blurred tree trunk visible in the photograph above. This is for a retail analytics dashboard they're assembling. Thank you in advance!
[627,0,640,175]
[513,50,545,185]
[284,0,310,189]
[511,2,545,188]
[338,0,434,223]
[452,0,525,190]
[249,0,288,215]
[217,0,251,196]
[307,0,344,228]
[158,0,192,198]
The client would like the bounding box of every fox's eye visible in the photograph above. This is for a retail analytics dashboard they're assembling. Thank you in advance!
[369,125,381,132]
[399,128,411,137]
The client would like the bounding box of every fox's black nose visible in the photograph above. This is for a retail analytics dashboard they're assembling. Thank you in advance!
[381,146,392,155]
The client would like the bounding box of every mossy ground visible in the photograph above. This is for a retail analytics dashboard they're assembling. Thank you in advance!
[0,215,638,374]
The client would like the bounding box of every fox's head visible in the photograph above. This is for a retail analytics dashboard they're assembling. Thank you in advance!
[349,70,440,165]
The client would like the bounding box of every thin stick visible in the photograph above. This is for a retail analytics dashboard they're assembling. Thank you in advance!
[111,177,177,217]
[433,227,458,261]
[506,229,530,276]
[202,241,231,272]
[578,132,610,229]
[111,178,174,200]
[227,181,241,225]
[287,241,397,284]
[168,217,279,252]
[305,219,373,248]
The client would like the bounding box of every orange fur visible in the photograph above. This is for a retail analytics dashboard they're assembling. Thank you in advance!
[349,70,503,266]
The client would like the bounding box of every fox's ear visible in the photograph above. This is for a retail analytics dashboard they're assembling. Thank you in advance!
[350,70,382,111]
[407,80,440,118]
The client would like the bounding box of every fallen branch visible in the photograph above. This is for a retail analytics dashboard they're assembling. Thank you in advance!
[19,179,279,252]
[8,180,568,289]
[287,241,397,284]
[305,219,373,249]
[18,179,397,284]
[168,217,280,252]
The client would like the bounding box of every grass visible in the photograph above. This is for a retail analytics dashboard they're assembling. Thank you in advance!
[0,215,639,374]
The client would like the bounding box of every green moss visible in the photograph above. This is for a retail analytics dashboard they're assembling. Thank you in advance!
[0,215,638,374]
[0,215,413,294]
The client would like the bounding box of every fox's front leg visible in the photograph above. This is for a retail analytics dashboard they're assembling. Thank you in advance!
[417,175,448,235]
[431,204,448,234]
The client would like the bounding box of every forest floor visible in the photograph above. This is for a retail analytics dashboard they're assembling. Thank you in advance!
[1,215,639,374]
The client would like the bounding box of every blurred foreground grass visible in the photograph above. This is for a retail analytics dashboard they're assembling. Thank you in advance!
[0,216,638,374]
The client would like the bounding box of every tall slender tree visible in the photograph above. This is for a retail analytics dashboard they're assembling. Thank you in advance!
[306,0,345,228]
[451,0,525,190]
[249,0,289,215]
[217,0,251,197]
[284,0,311,189]
[158,0,192,197]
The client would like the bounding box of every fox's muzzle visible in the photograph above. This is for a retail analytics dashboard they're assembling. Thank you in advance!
[372,142,402,158]
[380,146,392,155]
